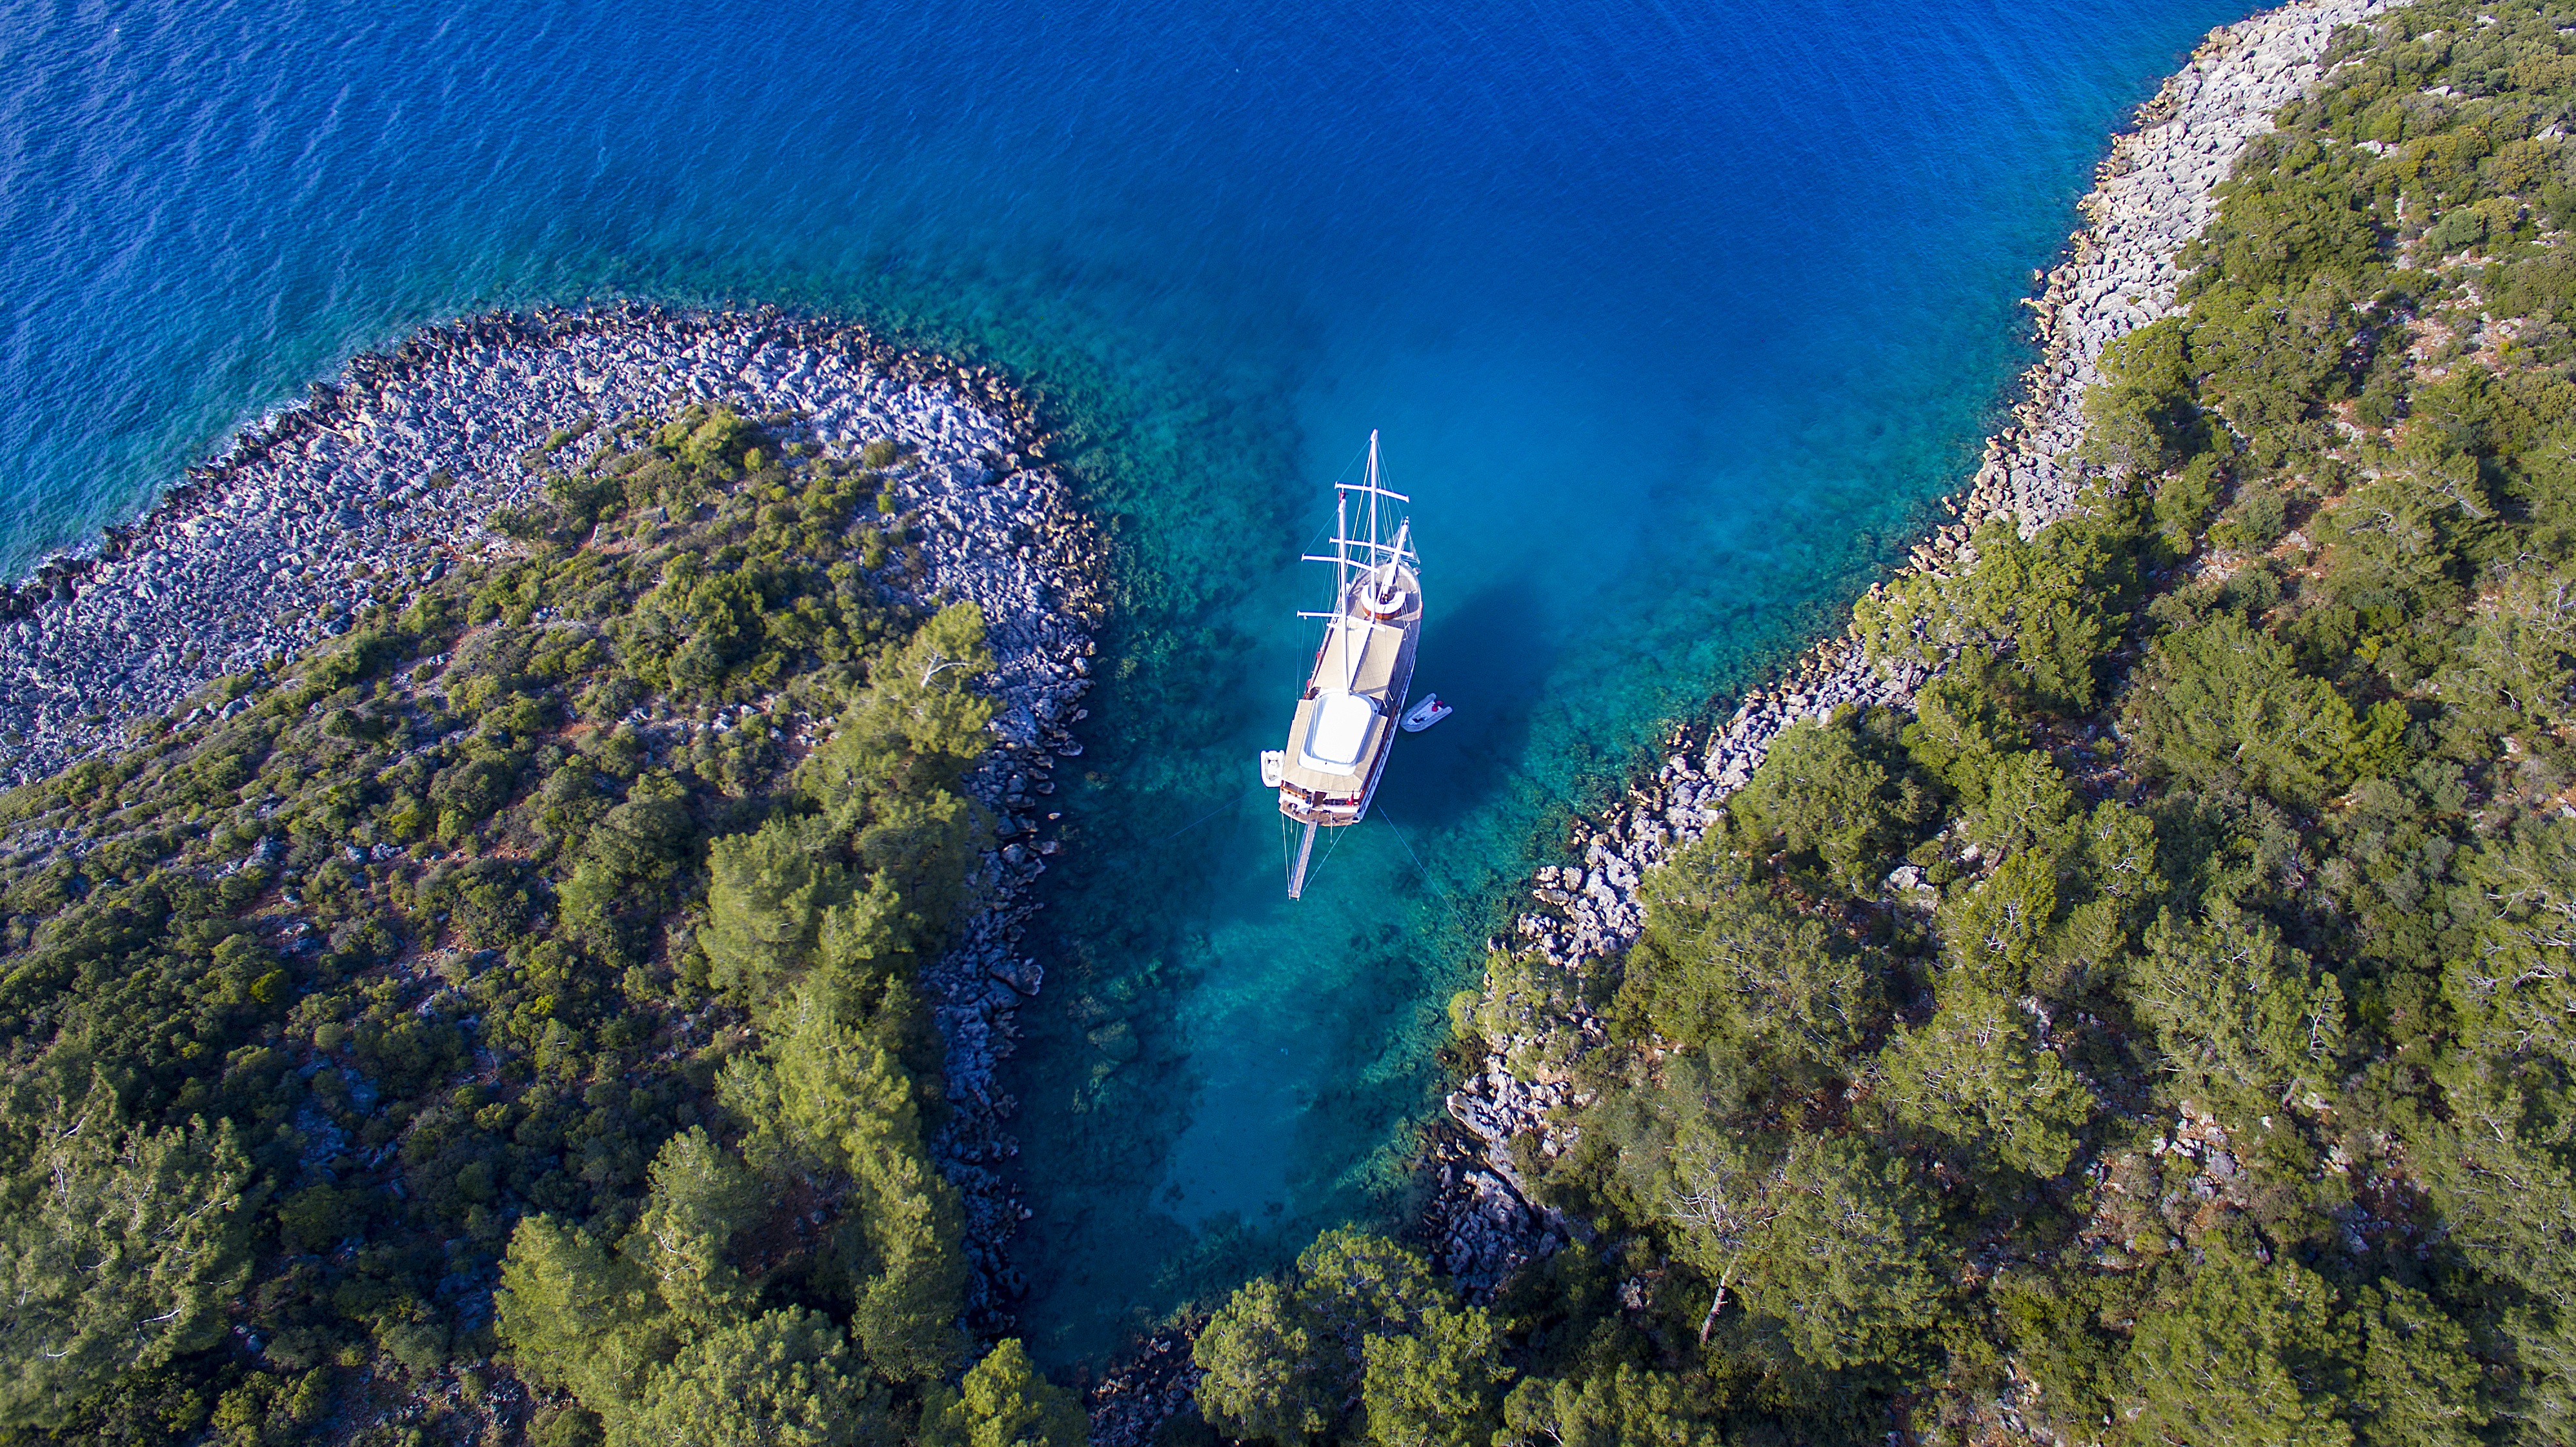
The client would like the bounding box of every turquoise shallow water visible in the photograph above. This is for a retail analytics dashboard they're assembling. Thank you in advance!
[1,0,2257,1364]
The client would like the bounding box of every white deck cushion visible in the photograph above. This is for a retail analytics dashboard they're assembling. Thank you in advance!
[1299,691,1376,774]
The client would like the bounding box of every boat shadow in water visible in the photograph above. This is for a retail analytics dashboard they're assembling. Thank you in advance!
[1375,574,1556,837]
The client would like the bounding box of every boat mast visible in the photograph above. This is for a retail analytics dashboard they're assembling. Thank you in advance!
[1287,818,1318,898]
[1365,430,1381,571]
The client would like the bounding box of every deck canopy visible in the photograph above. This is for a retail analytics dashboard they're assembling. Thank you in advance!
[1299,690,1376,774]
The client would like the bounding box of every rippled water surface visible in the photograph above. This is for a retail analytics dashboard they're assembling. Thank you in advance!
[2,0,2257,1363]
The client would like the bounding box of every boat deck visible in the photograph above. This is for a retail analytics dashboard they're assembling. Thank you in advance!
[1278,565,1420,824]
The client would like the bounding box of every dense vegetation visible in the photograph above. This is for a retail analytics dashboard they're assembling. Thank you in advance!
[0,408,1082,1444]
[1195,4,2576,1444]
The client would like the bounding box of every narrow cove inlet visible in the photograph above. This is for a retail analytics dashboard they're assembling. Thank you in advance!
[983,1,2274,1361]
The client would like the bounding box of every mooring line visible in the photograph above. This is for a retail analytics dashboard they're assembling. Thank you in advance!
[1159,784,1265,844]
[1371,801,1477,937]
[1318,817,1350,873]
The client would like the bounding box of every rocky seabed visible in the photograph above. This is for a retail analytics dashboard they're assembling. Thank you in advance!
[0,303,1105,1331]
[1430,0,2391,1294]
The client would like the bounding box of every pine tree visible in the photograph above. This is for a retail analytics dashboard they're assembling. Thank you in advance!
[2131,900,2346,1113]
[2120,1243,2354,1447]
[1196,1232,1496,1447]
[627,1128,762,1328]
[701,815,849,1006]
[920,1340,1087,1447]
[0,1083,252,1428]
[1496,1365,1729,1447]
[629,1308,885,1447]
[493,1216,669,1429]
[759,983,965,1381]
[1875,976,2095,1177]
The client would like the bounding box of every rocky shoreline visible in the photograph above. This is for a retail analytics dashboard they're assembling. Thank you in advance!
[0,303,1103,1333]
[1434,0,2391,1291]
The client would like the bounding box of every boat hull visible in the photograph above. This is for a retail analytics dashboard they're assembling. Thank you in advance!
[1276,565,1420,829]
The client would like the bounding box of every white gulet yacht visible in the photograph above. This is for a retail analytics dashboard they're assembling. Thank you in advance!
[1259,432,1420,898]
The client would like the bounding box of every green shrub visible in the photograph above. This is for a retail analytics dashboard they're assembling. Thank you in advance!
[2209,484,2289,555]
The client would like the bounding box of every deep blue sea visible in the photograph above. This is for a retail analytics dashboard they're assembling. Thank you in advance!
[2,0,2256,1364]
